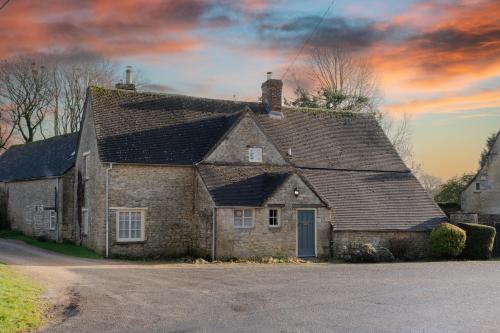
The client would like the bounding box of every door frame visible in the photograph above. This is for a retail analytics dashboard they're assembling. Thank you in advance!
[296,208,317,257]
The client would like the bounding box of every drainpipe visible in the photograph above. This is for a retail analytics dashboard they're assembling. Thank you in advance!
[211,207,217,262]
[105,163,113,258]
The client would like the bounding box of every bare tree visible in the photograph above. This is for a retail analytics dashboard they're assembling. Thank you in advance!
[0,56,54,143]
[290,46,416,168]
[56,59,117,134]
[417,172,443,197]
[309,46,380,113]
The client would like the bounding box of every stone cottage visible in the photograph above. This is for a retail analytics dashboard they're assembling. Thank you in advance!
[71,75,446,259]
[456,131,500,225]
[0,134,77,241]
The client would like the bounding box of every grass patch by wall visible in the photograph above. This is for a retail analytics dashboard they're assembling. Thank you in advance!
[0,229,101,259]
[0,264,45,333]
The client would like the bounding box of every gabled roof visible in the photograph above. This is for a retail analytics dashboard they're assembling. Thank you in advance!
[89,87,408,172]
[256,108,408,172]
[302,168,447,231]
[197,164,293,207]
[90,87,259,165]
[0,133,78,182]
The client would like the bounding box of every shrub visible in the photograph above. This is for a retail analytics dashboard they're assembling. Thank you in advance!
[430,223,466,258]
[389,235,412,260]
[457,223,496,260]
[341,243,394,263]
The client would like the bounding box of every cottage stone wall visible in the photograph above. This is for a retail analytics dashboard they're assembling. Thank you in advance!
[204,113,287,165]
[74,98,107,251]
[215,174,330,259]
[193,172,214,258]
[331,230,431,259]
[61,169,75,242]
[5,178,61,241]
[462,135,500,214]
[107,165,197,258]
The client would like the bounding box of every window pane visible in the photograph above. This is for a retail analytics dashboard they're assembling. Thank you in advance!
[243,217,252,227]
[130,212,141,239]
[234,210,242,218]
[243,210,253,218]
[234,217,243,227]
[119,212,130,239]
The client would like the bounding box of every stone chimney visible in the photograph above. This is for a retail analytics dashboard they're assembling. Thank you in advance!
[115,66,136,91]
[261,72,283,119]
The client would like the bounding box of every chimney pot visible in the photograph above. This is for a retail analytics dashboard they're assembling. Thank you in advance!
[115,66,136,91]
[267,71,272,80]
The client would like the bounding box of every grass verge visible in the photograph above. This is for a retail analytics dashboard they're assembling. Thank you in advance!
[0,229,101,259]
[0,264,45,333]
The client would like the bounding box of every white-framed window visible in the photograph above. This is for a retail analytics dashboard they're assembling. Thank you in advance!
[48,210,57,230]
[475,182,481,192]
[248,147,263,163]
[83,151,90,180]
[268,209,280,227]
[116,209,145,242]
[234,209,254,228]
[82,208,89,235]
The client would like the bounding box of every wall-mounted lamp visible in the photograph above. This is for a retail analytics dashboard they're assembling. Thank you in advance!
[293,187,299,197]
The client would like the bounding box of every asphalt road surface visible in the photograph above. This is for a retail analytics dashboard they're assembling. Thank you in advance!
[1,239,500,333]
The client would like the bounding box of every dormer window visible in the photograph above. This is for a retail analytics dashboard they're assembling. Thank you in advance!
[248,147,262,163]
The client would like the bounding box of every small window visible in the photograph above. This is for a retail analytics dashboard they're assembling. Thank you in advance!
[475,182,481,192]
[49,210,56,230]
[248,147,262,163]
[234,209,254,228]
[34,204,44,213]
[82,208,89,235]
[268,209,280,227]
[116,210,145,242]
[83,151,90,180]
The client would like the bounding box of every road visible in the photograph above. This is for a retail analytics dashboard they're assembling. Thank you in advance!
[1,239,500,333]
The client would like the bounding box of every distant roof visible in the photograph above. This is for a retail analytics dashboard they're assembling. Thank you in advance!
[303,168,447,231]
[198,164,293,207]
[0,133,78,182]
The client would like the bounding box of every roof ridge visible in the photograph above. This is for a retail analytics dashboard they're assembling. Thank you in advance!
[90,85,260,106]
[7,132,78,150]
[297,166,410,173]
[282,106,375,118]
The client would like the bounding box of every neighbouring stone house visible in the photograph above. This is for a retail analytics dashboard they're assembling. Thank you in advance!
[453,131,500,226]
[0,134,78,241]
[69,74,446,259]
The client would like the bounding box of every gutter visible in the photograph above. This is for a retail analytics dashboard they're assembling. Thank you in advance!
[105,162,113,258]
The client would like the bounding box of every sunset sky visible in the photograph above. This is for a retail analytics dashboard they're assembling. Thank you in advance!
[1,0,499,180]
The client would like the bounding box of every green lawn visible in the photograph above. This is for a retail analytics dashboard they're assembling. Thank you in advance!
[0,264,45,333]
[0,229,102,259]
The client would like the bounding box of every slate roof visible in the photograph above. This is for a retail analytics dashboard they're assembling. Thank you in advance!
[302,168,447,231]
[256,108,408,172]
[90,88,259,164]
[198,165,293,207]
[0,133,78,182]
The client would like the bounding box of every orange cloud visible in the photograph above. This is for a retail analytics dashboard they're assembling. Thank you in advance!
[383,90,500,116]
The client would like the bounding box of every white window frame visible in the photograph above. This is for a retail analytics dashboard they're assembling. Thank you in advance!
[82,151,90,180]
[116,208,146,242]
[48,210,57,231]
[248,147,263,163]
[233,209,254,228]
[268,208,280,227]
[82,208,89,235]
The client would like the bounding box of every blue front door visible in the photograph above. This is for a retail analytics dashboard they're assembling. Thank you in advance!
[297,210,315,257]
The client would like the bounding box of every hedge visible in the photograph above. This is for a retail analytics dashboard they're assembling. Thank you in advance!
[430,223,466,258]
[457,223,496,260]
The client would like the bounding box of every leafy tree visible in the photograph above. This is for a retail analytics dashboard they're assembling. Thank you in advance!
[434,173,475,204]
[479,131,498,169]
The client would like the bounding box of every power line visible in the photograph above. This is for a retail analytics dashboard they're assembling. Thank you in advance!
[281,0,336,81]
[0,0,11,11]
